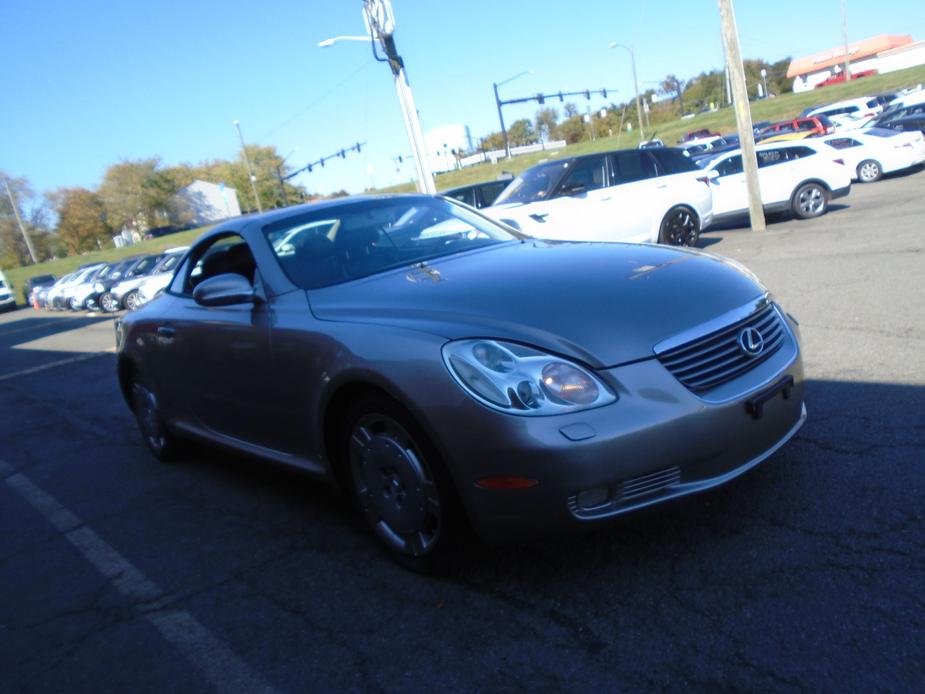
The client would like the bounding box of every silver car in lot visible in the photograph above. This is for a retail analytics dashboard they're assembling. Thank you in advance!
[117,195,805,572]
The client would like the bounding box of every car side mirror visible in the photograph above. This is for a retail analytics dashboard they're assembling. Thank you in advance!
[193,273,256,307]
[558,182,586,197]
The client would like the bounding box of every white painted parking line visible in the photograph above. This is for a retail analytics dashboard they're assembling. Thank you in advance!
[0,459,280,694]
[0,349,115,383]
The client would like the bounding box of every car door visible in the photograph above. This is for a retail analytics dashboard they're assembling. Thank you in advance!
[755,148,803,204]
[517,154,616,241]
[161,233,286,451]
[708,154,747,216]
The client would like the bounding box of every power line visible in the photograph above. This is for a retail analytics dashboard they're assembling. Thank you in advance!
[256,60,372,143]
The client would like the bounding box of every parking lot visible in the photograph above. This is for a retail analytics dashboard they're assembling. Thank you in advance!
[2,168,923,692]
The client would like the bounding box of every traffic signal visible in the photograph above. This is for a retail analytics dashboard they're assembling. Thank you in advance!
[536,93,545,104]
[602,88,608,98]
[584,90,590,100]
[558,92,564,102]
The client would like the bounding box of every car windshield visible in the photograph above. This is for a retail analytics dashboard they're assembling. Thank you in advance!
[493,160,569,205]
[264,197,518,289]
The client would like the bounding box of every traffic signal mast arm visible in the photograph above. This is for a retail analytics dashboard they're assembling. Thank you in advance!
[283,142,367,180]
[499,88,616,106]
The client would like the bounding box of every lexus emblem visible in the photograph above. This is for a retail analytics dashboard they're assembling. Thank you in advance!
[738,327,764,357]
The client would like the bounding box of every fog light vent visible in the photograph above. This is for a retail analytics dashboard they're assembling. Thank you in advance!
[618,466,681,502]
[576,486,610,509]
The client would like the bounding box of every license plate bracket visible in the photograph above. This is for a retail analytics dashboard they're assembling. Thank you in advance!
[746,375,794,420]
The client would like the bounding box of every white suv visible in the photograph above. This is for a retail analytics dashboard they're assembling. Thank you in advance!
[483,148,714,247]
[697,141,851,223]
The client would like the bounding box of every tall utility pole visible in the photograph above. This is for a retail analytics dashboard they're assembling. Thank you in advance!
[841,0,851,81]
[2,177,38,264]
[610,43,644,140]
[717,0,766,231]
[362,0,435,193]
[232,120,263,213]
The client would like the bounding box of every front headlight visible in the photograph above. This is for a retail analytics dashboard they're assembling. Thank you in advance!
[442,339,616,416]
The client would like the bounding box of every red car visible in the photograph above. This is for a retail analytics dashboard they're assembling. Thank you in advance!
[817,69,876,88]
[680,128,721,142]
[759,115,835,138]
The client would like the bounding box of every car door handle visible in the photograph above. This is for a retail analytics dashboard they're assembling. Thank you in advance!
[656,183,668,189]
[529,213,548,223]
[599,196,613,201]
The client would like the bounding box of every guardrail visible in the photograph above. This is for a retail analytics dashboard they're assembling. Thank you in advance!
[459,140,567,168]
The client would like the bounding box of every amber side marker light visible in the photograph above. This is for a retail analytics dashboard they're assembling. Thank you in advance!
[475,477,539,490]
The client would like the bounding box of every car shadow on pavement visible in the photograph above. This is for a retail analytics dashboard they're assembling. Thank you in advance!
[453,377,923,582]
[0,311,118,350]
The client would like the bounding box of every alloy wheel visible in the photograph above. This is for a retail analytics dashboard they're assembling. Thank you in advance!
[797,186,825,217]
[858,160,881,183]
[349,413,442,558]
[661,208,699,246]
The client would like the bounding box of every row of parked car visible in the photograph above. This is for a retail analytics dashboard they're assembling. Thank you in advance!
[28,246,189,314]
[439,84,924,248]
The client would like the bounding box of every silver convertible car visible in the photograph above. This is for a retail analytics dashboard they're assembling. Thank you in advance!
[116,195,806,572]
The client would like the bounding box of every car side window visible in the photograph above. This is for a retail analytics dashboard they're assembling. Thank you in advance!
[173,234,257,296]
[715,155,743,177]
[556,156,608,195]
[825,138,861,149]
[610,151,657,184]
[756,150,785,167]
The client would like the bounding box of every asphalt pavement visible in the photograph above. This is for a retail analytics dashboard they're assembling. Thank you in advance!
[1,168,923,692]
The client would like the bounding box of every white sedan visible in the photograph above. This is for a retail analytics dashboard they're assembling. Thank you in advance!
[819,128,925,182]
[483,148,714,247]
[697,141,851,222]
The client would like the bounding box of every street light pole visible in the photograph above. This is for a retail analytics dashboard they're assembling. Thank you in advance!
[609,43,644,141]
[493,70,532,159]
[2,176,38,264]
[232,119,263,213]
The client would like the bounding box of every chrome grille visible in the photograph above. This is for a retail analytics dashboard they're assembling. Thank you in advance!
[657,305,786,393]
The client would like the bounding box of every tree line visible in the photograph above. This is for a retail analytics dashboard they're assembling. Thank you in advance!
[1,146,318,269]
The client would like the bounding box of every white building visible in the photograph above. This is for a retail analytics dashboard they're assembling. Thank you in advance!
[787,35,915,93]
[877,40,925,75]
[425,124,473,173]
[176,180,242,224]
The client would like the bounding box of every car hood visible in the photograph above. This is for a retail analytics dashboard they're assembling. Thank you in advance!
[307,240,766,368]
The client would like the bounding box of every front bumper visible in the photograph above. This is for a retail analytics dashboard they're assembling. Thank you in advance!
[434,315,805,544]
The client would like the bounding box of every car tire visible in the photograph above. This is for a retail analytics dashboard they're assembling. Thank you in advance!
[68,297,79,311]
[857,159,882,183]
[791,182,829,219]
[340,395,462,574]
[658,206,700,246]
[99,292,119,313]
[123,290,140,311]
[131,376,182,462]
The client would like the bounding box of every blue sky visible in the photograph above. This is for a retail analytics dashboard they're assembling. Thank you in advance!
[2,0,923,199]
